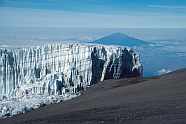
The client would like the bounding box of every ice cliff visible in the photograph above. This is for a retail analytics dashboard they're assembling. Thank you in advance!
[0,43,142,117]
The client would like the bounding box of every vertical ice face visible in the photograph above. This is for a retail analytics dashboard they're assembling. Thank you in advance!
[0,43,142,99]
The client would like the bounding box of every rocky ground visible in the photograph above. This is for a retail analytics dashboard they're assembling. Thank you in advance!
[1,69,186,124]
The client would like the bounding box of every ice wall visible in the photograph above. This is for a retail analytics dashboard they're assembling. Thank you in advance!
[0,43,142,98]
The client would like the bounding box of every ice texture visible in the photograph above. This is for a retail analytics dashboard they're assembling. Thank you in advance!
[0,43,142,117]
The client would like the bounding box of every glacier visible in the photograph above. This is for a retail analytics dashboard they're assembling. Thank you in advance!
[0,43,142,117]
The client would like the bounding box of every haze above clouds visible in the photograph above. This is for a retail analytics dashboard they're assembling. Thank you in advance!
[0,0,186,28]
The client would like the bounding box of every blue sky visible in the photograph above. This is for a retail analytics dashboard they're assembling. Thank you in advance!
[0,0,186,28]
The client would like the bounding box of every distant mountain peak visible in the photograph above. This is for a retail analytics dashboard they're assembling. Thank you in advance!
[105,32,130,37]
[94,32,147,47]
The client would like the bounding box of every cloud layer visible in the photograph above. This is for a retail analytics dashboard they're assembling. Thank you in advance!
[1,7,186,28]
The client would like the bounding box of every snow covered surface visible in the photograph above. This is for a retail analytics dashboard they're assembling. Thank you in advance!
[158,69,171,75]
[0,43,142,118]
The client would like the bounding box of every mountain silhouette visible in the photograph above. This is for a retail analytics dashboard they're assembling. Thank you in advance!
[94,32,147,47]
